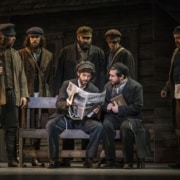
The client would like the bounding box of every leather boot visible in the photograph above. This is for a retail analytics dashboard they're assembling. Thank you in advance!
[137,158,145,168]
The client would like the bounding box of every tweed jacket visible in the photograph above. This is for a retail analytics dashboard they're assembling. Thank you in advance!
[18,47,53,97]
[102,77,143,120]
[0,48,29,106]
[54,43,105,95]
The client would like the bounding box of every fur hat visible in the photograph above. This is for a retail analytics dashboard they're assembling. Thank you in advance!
[76,61,95,74]
[26,27,44,35]
[0,23,16,36]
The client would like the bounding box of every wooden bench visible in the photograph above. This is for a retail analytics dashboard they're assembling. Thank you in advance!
[19,97,155,167]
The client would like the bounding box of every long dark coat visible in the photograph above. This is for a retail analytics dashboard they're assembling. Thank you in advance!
[54,43,105,95]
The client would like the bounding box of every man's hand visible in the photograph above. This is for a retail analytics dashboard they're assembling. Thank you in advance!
[111,101,119,113]
[107,103,114,111]
[20,97,27,108]
[161,90,167,98]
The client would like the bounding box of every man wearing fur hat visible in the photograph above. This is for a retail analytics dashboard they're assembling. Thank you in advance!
[0,23,29,167]
[46,61,103,168]
[18,26,54,167]
[161,25,180,168]
[105,29,135,80]
[54,26,106,95]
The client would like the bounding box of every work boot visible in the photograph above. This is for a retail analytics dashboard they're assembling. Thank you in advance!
[31,158,45,167]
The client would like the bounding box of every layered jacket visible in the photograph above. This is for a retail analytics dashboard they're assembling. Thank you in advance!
[105,46,135,80]
[0,48,29,106]
[18,47,53,97]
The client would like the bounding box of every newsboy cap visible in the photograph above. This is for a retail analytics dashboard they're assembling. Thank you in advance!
[173,26,180,34]
[0,23,16,36]
[26,26,44,35]
[105,29,121,38]
[76,26,93,36]
[76,61,95,74]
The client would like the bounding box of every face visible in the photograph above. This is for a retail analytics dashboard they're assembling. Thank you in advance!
[106,39,120,53]
[6,35,16,47]
[174,34,180,49]
[109,69,124,85]
[29,35,41,49]
[77,71,92,86]
[77,35,92,50]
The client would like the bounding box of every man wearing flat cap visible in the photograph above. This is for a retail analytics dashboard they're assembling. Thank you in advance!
[0,23,29,167]
[105,29,135,81]
[46,61,103,168]
[54,26,106,95]
[18,26,54,167]
[161,25,180,169]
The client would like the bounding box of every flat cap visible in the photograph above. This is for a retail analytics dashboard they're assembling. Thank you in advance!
[0,23,16,36]
[26,26,44,35]
[76,26,93,36]
[173,26,180,34]
[76,61,95,73]
[105,29,121,38]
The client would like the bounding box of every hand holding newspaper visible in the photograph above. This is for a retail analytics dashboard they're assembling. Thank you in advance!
[66,82,106,120]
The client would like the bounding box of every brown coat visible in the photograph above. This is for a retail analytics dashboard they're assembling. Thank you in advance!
[0,48,29,106]
[18,47,53,97]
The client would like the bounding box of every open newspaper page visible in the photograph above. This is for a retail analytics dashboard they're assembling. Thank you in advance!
[66,82,106,120]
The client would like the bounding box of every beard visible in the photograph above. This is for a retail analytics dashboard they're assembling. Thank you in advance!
[78,41,91,51]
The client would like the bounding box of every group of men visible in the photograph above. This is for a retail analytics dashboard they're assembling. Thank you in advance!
[0,22,179,169]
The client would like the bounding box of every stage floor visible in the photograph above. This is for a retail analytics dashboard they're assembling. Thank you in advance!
[0,163,180,180]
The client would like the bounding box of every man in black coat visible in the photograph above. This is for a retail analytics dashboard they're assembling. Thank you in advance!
[54,26,105,95]
[46,61,103,168]
[105,29,135,80]
[102,62,148,169]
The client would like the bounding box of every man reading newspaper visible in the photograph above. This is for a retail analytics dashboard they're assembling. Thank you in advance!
[46,61,103,168]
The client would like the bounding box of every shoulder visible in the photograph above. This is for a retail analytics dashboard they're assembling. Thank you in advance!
[128,78,142,88]
[42,48,53,55]
[87,82,99,92]
[90,44,104,53]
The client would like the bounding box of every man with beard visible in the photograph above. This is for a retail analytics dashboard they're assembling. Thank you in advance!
[18,27,53,167]
[54,26,105,94]
[161,25,180,169]
[105,29,135,81]
[46,61,103,168]
[101,62,147,169]
[0,23,28,167]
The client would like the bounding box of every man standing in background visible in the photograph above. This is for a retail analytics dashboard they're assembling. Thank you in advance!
[161,25,180,169]
[105,29,135,80]
[54,26,106,94]
[19,26,53,167]
[0,23,28,167]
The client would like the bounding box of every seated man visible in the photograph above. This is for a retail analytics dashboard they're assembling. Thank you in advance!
[102,62,149,169]
[46,61,103,168]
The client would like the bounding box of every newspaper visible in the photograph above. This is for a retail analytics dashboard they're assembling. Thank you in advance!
[66,82,106,120]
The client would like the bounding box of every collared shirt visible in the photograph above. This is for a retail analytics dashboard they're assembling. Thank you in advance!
[111,78,128,97]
